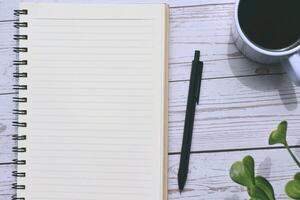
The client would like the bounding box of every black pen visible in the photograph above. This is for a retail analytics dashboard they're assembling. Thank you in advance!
[178,50,203,193]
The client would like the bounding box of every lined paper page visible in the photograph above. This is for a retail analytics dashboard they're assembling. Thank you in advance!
[17,3,168,200]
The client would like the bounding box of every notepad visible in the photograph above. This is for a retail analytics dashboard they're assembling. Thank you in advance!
[15,3,168,200]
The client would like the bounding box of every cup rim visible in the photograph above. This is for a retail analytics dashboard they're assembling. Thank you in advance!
[234,0,300,57]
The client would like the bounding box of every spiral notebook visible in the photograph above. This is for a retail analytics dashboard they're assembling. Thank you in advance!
[14,3,168,200]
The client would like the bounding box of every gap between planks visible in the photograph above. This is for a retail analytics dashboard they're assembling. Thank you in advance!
[170,1,234,9]
[169,72,287,83]
[169,145,300,155]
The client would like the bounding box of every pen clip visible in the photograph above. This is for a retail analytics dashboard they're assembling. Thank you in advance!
[196,63,203,105]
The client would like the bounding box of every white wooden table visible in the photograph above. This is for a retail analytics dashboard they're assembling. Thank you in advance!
[0,0,299,199]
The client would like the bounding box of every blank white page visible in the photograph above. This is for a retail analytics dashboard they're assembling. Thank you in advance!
[17,3,168,200]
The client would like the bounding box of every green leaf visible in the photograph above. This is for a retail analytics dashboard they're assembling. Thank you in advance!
[255,176,275,200]
[230,161,254,188]
[269,121,287,145]
[243,156,255,186]
[248,185,270,200]
[295,173,300,181]
[285,179,300,199]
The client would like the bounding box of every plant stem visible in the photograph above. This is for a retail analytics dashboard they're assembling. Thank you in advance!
[285,143,300,168]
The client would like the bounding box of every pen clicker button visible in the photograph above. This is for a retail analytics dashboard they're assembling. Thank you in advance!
[196,66,203,104]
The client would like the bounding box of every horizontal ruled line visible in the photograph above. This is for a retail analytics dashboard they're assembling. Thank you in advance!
[31,86,153,90]
[28,93,151,97]
[30,155,151,161]
[32,168,150,174]
[31,162,151,168]
[30,148,151,152]
[34,59,151,62]
[33,38,151,42]
[34,31,152,35]
[33,45,150,48]
[29,107,152,111]
[31,113,152,118]
[31,189,151,196]
[31,176,152,182]
[30,127,152,132]
[34,18,152,21]
[31,141,152,147]
[34,24,150,28]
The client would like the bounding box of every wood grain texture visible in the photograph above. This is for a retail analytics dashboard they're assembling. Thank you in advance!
[169,4,284,81]
[168,3,286,81]
[167,3,299,152]
[0,0,17,20]
[0,1,18,199]
[169,149,300,200]
[169,74,300,153]
[0,164,15,198]
[0,21,16,94]
[0,0,299,199]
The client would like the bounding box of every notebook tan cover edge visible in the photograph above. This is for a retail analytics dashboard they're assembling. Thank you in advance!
[163,4,169,200]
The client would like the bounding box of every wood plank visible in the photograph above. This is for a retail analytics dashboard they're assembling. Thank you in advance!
[0,103,16,162]
[168,3,286,81]
[0,1,17,198]
[169,3,242,64]
[0,20,16,94]
[0,97,15,199]
[169,58,284,82]
[169,74,300,153]
[0,165,15,199]
[0,94,15,118]
[169,149,300,200]
[0,0,17,20]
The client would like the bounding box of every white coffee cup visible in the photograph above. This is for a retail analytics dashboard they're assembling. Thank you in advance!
[232,0,300,85]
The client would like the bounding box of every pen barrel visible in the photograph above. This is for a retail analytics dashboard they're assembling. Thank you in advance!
[181,59,199,158]
[178,58,201,190]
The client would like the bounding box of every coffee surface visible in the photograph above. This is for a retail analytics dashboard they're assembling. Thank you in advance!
[238,0,300,50]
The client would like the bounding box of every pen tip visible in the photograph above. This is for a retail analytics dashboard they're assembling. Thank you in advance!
[194,50,200,61]
[179,189,183,194]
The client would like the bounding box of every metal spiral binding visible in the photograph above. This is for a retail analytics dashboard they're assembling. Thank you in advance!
[14,22,28,29]
[13,60,27,66]
[13,97,27,103]
[13,73,28,78]
[13,47,28,53]
[13,35,28,40]
[12,9,28,200]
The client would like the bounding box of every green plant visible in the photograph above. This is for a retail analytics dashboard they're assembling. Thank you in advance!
[229,121,300,199]
[269,121,300,168]
[230,155,275,200]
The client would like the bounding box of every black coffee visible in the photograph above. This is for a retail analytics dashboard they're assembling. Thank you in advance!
[238,0,300,50]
